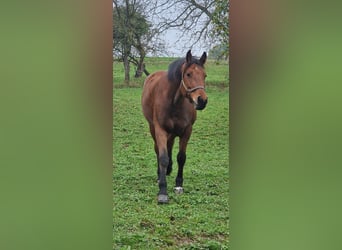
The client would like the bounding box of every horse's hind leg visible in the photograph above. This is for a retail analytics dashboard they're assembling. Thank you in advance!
[155,143,160,181]
[166,135,175,175]
[174,127,192,194]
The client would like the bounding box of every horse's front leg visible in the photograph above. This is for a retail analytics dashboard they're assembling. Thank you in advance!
[175,126,192,194]
[155,127,169,204]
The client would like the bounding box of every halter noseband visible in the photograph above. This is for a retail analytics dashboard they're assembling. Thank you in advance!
[181,79,205,94]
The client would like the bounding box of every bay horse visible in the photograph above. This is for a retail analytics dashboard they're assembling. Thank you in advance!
[141,50,208,204]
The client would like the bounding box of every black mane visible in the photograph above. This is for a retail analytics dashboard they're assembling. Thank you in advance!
[167,57,204,84]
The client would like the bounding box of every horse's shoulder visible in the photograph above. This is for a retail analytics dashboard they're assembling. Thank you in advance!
[144,71,167,88]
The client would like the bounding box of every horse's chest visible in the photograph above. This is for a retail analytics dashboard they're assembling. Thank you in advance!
[164,113,194,135]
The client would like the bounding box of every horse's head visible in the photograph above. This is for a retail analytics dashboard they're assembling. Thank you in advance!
[181,50,208,110]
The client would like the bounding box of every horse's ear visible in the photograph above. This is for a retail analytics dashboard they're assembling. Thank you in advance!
[200,52,207,65]
[186,50,192,63]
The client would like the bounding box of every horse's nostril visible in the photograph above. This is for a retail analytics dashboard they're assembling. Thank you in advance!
[196,96,207,110]
[197,96,207,106]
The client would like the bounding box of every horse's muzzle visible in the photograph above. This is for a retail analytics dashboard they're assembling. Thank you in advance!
[196,96,207,110]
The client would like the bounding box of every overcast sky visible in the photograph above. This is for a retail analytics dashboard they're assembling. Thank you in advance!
[112,1,212,58]
[146,2,212,58]
[160,28,210,57]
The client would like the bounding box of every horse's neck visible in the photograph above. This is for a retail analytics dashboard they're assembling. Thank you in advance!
[172,82,184,105]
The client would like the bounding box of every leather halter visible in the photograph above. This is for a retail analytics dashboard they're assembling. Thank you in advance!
[181,79,205,94]
[181,65,205,94]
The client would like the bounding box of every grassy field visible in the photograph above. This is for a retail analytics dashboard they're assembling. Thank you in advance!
[113,57,229,249]
[113,57,229,88]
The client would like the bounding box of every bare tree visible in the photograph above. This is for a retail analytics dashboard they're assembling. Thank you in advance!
[148,0,228,54]
[113,0,166,83]
[113,0,228,84]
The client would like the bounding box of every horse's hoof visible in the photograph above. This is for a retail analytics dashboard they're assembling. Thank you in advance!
[157,194,169,204]
[174,187,184,194]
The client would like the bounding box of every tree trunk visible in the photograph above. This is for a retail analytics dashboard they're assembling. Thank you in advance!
[143,64,150,76]
[134,63,150,78]
[123,55,130,85]
[134,46,150,79]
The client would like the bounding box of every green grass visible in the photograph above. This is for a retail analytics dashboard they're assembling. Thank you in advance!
[113,86,229,249]
[113,57,229,88]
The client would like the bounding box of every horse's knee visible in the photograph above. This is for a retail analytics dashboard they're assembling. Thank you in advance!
[177,151,186,166]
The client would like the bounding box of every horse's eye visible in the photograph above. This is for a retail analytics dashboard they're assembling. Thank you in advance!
[186,73,191,77]
[204,74,207,78]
